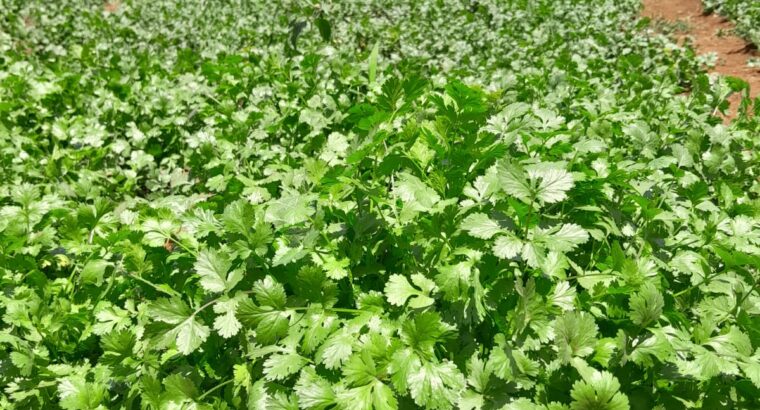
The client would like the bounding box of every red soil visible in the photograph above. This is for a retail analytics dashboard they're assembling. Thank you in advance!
[642,0,760,120]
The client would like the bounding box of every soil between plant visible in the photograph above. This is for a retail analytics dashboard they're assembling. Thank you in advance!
[642,0,760,120]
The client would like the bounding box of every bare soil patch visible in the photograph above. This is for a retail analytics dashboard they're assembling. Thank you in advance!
[104,1,121,13]
[642,0,760,119]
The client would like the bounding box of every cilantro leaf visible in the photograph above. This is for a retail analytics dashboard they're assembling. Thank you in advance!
[628,282,664,327]
[492,235,523,260]
[408,360,466,410]
[194,248,242,293]
[497,162,574,205]
[238,278,291,345]
[393,172,441,212]
[213,297,243,338]
[174,317,211,355]
[264,352,308,381]
[294,367,336,409]
[265,193,316,226]
[149,298,193,325]
[384,274,436,308]
[570,368,630,410]
[58,376,107,410]
[460,213,502,239]
[555,312,598,363]
[528,165,574,204]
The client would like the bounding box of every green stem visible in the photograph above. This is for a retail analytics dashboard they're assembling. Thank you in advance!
[169,234,199,258]
[67,251,98,297]
[673,268,723,297]
[192,290,258,316]
[522,193,537,237]
[193,297,223,316]
[289,306,366,315]
[198,379,234,401]
[732,275,760,316]
[564,272,614,281]
[127,272,182,298]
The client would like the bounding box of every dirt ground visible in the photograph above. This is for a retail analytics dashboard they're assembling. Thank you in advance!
[642,0,760,120]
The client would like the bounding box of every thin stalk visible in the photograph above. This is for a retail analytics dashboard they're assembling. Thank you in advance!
[169,234,199,258]
[731,275,760,316]
[127,272,182,298]
[198,379,234,401]
[289,306,366,315]
[522,192,537,237]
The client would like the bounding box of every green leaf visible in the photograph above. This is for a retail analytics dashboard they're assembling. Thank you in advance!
[81,259,110,286]
[316,330,355,369]
[740,351,760,388]
[337,380,398,410]
[336,384,374,409]
[253,276,287,308]
[93,305,132,335]
[175,316,210,355]
[593,338,618,368]
[555,312,598,363]
[400,312,453,359]
[57,376,107,410]
[670,250,706,282]
[389,348,417,394]
[676,347,738,381]
[314,253,351,280]
[342,349,379,386]
[487,336,513,381]
[139,374,163,409]
[272,241,309,266]
[529,165,574,204]
[314,17,332,42]
[497,162,533,204]
[458,390,484,410]
[628,282,664,327]
[222,199,256,236]
[497,162,574,204]
[10,350,34,376]
[149,298,193,325]
[407,360,466,410]
[540,251,570,278]
[550,281,576,311]
[294,367,336,409]
[538,224,589,251]
[213,297,243,338]
[264,352,308,381]
[163,373,199,403]
[384,274,436,308]
[570,367,630,410]
[492,235,523,259]
[194,248,242,293]
[265,193,315,226]
[393,172,441,212]
[369,380,398,410]
[141,218,177,247]
[460,213,502,239]
[149,299,205,356]
[247,380,270,409]
[233,364,252,389]
[368,42,379,84]
[237,292,290,345]
[339,351,399,410]
[435,262,472,302]
[465,352,492,394]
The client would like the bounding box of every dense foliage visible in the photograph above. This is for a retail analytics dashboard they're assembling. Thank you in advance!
[1,0,760,409]
[703,0,760,48]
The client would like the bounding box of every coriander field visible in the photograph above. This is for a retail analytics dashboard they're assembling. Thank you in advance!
[703,0,760,47]
[1,0,760,409]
